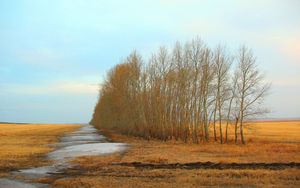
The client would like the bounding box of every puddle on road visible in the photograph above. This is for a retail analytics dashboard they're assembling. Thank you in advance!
[0,124,126,188]
[49,142,125,161]
[60,133,105,142]
[0,178,50,188]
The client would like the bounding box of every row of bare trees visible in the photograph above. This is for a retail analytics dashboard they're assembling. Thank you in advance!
[91,38,270,144]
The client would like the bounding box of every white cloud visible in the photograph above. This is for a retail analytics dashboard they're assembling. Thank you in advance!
[272,77,300,87]
[2,81,99,95]
[17,48,64,66]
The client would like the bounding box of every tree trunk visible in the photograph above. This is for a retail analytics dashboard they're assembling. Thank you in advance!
[225,121,229,143]
[213,107,217,141]
[218,108,223,144]
[234,117,239,144]
[240,117,245,144]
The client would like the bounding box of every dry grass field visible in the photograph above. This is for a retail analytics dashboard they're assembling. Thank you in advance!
[249,120,300,143]
[0,123,80,177]
[0,121,299,187]
[51,120,300,188]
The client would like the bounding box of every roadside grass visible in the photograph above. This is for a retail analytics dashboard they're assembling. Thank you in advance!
[53,166,300,188]
[0,123,80,174]
[91,121,300,164]
[0,121,299,187]
[52,120,300,187]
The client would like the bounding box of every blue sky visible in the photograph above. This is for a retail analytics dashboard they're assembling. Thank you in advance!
[0,0,299,123]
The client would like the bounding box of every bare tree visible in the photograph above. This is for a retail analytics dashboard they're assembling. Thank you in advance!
[225,73,238,143]
[90,39,270,145]
[235,46,270,144]
[213,46,232,144]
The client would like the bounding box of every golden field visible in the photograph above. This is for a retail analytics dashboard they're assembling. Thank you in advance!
[52,120,300,188]
[0,123,80,176]
[248,120,300,143]
[0,121,299,187]
[92,120,300,164]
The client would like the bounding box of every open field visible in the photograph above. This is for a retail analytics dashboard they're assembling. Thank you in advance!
[93,120,300,164]
[0,123,80,176]
[0,121,299,187]
[53,167,299,188]
[51,120,300,188]
[248,120,300,143]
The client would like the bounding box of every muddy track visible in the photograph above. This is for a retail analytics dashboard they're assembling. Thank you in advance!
[114,162,300,170]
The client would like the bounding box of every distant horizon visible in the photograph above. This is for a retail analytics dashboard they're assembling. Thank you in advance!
[2,117,300,125]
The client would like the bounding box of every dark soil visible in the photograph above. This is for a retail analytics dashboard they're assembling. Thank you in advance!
[114,161,300,170]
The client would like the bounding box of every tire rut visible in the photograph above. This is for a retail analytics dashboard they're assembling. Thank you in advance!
[114,161,300,170]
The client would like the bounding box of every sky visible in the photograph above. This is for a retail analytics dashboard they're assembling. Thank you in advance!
[0,0,299,123]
